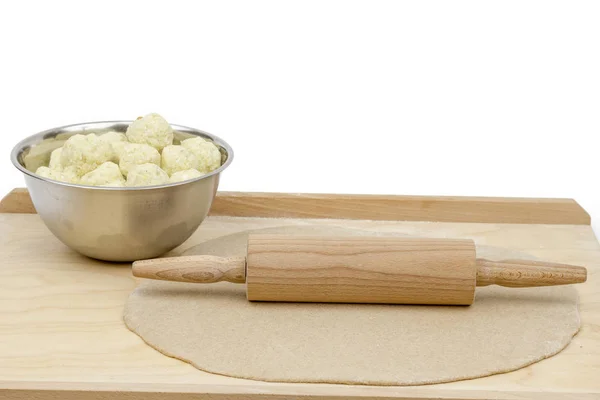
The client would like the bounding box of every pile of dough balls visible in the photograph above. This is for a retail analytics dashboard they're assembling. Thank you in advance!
[34,113,222,187]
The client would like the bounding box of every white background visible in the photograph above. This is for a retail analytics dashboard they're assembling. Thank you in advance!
[1,1,598,231]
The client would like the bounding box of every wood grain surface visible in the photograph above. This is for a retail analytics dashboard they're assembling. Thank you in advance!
[0,188,591,224]
[0,188,35,214]
[476,259,588,288]
[0,211,599,399]
[245,235,477,305]
[209,191,592,224]
[132,255,246,284]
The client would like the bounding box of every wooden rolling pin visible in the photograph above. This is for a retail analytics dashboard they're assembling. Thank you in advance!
[132,234,587,305]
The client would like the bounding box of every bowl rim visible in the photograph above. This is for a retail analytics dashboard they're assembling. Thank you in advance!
[10,120,234,191]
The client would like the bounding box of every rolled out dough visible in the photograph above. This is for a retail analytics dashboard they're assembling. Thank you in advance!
[123,226,580,385]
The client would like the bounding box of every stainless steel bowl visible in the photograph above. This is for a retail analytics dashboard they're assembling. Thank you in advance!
[11,121,233,262]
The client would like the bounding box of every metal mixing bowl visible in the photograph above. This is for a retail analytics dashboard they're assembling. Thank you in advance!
[11,121,234,262]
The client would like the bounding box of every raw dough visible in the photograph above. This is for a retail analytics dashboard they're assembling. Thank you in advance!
[181,137,221,173]
[126,113,174,152]
[60,133,114,177]
[123,226,580,385]
[161,145,200,176]
[126,163,169,187]
[48,147,63,170]
[118,143,161,177]
[79,162,125,186]
[169,169,205,183]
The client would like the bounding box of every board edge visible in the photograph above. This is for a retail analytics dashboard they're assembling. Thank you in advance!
[0,188,591,225]
[1,380,599,400]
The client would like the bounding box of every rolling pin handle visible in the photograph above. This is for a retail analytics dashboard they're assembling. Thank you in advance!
[132,255,247,284]
[475,258,587,287]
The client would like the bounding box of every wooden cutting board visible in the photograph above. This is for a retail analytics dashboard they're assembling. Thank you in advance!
[0,188,598,400]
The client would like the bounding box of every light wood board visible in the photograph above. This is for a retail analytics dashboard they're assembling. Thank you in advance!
[0,190,599,400]
[0,188,591,224]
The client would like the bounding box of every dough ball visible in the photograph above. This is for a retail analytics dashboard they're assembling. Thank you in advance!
[35,166,60,180]
[126,113,173,152]
[169,169,205,183]
[98,131,129,163]
[119,143,161,177]
[126,163,169,187]
[79,162,125,186]
[35,166,79,184]
[110,141,128,163]
[60,133,114,177]
[59,167,80,183]
[181,137,221,173]
[48,147,63,170]
[161,145,199,176]
[99,131,127,144]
